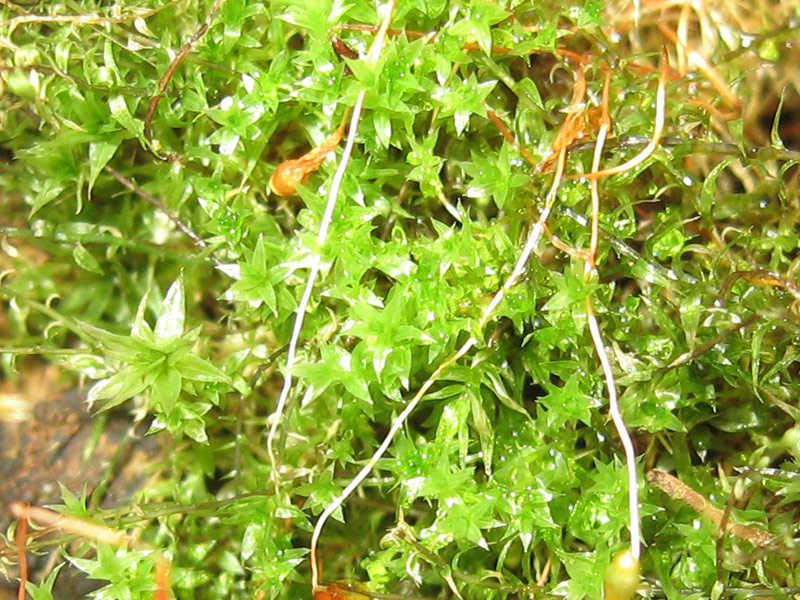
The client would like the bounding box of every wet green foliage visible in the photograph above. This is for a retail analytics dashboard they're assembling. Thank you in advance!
[2,0,800,599]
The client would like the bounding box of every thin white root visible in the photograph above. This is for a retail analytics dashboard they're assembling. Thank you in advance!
[309,91,571,591]
[266,2,398,495]
[583,69,641,560]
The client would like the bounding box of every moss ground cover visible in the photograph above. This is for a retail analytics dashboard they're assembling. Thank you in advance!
[2,0,800,598]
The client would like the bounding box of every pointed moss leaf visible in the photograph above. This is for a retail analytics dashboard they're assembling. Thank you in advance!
[152,367,182,414]
[629,257,674,288]
[108,95,143,138]
[131,291,153,341]
[558,549,606,600]
[516,78,544,109]
[180,409,208,443]
[294,467,344,522]
[345,290,428,388]
[540,373,594,428]
[5,68,38,100]
[221,0,246,53]
[73,242,103,274]
[241,522,265,560]
[463,145,529,209]
[433,75,495,135]
[577,0,605,26]
[88,365,150,411]
[55,486,83,519]
[87,139,120,197]
[483,369,531,420]
[519,488,559,532]
[439,498,493,550]
[29,180,65,216]
[80,323,143,361]
[175,353,230,383]
[468,390,494,474]
[419,453,473,500]
[227,235,279,315]
[699,156,737,218]
[294,343,371,402]
[449,1,510,55]
[623,382,686,432]
[373,111,392,149]
[407,135,444,196]
[63,554,98,579]
[343,57,379,89]
[155,276,186,342]
[649,218,692,260]
[436,396,469,445]
[407,0,445,17]
[27,562,65,600]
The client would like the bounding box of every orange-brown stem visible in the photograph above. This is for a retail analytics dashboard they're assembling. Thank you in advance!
[269,115,349,197]
[486,110,538,168]
[658,24,741,120]
[16,512,27,600]
[718,269,800,304]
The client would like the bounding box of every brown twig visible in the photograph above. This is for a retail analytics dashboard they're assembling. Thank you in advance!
[647,470,774,547]
[103,166,222,268]
[10,503,171,600]
[11,504,128,546]
[144,0,226,146]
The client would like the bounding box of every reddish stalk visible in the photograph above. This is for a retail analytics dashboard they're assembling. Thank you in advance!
[571,47,668,181]
[10,502,171,600]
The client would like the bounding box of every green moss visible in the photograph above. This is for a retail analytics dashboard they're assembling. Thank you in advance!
[2,0,800,599]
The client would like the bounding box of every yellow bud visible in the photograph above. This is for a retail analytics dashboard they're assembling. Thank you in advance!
[603,549,640,600]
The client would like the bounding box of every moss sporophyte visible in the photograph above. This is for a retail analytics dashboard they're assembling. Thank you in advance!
[2,0,799,598]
